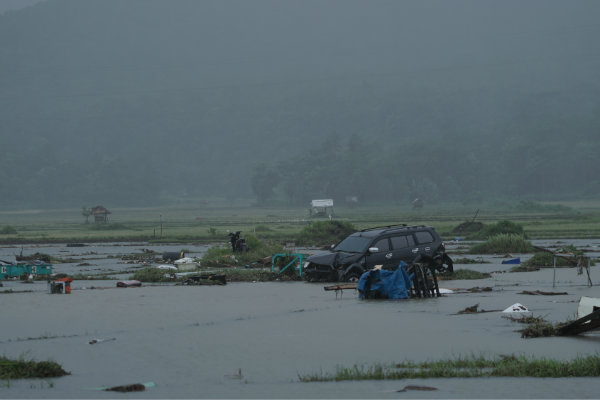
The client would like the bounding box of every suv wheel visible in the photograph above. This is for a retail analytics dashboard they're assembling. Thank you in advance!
[344,270,362,283]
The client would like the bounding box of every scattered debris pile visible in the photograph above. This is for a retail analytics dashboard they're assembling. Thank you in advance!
[183,274,227,286]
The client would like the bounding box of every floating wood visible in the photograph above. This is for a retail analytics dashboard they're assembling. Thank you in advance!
[104,383,145,392]
[518,290,568,296]
[398,385,438,392]
[324,283,357,291]
[557,308,600,336]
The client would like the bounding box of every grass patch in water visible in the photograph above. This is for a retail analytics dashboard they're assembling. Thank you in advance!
[131,267,176,282]
[439,269,491,280]
[201,235,284,268]
[0,356,69,379]
[299,354,600,381]
[524,252,571,268]
[469,234,534,254]
[453,257,490,264]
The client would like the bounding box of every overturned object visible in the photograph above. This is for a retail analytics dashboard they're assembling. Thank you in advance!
[48,277,72,294]
[502,303,531,314]
[557,297,600,336]
[357,262,412,299]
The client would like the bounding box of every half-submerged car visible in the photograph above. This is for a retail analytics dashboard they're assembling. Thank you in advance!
[303,224,453,282]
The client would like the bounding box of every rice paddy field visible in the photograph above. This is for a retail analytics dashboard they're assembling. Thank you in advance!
[1,200,599,244]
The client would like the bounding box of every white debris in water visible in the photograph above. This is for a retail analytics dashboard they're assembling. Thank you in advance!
[502,303,530,313]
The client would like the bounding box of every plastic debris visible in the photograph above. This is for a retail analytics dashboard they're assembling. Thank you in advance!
[502,303,530,313]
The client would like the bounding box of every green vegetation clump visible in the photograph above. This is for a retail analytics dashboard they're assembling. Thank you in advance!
[452,257,489,264]
[297,220,356,246]
[481,220,527,238]
[298,354,600,381]
[18,252,52,263]
[254,224,273,232]
[519,320,558,338]
[222,268,300,282]
[440,269,491,280]
[131,267,174,282]
[509,265,540,272]
[201,235,284,268]
[451,221,484,235]
[0,356,70,379]
[0,225,17,234]
[524,252,571,268]
[470,234,534,254]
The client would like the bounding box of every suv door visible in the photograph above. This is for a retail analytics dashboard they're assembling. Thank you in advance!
[414,230,436,258]
[389,234,415,265]
[364,236,393,269]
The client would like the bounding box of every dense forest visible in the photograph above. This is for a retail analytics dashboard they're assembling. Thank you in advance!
[0,0,599,209]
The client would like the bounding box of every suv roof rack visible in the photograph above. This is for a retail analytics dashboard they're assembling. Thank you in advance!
[360,224,408,232]
[360,224,432,233]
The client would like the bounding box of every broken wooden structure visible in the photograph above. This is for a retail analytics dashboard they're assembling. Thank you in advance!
[406,263,441,298]
[558,308,600,336]
[533,245,592,287]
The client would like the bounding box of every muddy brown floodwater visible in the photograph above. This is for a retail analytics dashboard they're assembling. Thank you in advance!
[1,240,600,398]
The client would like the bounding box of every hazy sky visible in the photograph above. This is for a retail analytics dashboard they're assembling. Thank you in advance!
[0,0,44,14]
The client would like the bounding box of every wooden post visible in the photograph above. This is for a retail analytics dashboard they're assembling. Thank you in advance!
[553,255,557,288]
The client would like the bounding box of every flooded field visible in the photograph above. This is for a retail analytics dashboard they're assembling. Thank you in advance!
[1,240,600,398]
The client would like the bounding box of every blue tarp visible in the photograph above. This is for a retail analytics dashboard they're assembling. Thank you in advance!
[357,261,413,299]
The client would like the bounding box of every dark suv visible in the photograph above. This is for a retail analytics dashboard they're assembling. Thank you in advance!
[303,224,453,282]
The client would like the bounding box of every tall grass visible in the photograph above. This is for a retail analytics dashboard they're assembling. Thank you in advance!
[470,234,534,254]
[0,356,69,379]
[299,354,600,382]
[297,220,356,246]
[439,269,491,280]
[524,252,571,268]
[201,235,284,267]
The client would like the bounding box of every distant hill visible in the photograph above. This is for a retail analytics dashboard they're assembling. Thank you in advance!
[0,0,599,209]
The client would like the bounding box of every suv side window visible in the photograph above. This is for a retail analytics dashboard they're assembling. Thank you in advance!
[415,230,434,244]
[391,235,409,249]
[372,237,390,252]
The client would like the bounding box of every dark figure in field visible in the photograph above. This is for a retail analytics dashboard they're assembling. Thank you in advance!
[228,231,248,252]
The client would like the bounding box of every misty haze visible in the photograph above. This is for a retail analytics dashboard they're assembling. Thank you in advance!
[0,0,598,209]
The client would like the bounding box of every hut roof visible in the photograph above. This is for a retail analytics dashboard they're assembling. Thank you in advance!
[91,205,111,215]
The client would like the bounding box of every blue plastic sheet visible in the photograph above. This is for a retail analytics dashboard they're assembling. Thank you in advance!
[357,261,413,299]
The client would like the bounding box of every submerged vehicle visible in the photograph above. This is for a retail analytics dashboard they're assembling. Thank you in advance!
[303,224,453,282]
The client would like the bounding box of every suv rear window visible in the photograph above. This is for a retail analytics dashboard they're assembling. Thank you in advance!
[415,231,434,244]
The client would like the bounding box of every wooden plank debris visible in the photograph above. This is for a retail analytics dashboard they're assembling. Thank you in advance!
[557,308,600,336]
